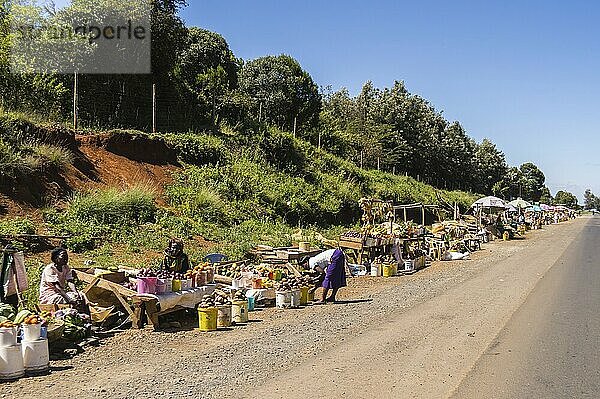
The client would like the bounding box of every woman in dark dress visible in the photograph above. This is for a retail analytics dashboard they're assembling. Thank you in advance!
[318,248,347,303]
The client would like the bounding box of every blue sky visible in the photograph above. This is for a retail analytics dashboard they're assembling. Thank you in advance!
[180,0,600,201]
[51,1,599,200]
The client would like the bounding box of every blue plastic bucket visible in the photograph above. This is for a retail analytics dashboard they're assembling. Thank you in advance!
[247,296,255,311]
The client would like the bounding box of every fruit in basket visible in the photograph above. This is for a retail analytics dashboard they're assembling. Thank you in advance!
[14,309,33,324]
[0,320,16,328]
[23,314,42,325]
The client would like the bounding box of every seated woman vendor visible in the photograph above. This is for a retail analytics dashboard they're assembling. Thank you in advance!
[39,248,83,305]
[161,238,190,274]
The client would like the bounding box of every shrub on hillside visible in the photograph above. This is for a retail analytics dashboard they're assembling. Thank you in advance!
[163,133,230,166]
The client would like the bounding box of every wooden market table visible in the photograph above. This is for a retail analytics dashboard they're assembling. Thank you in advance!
[74,269,217,330]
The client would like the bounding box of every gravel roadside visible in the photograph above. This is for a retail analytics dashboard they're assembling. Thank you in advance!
[2,222,576,399]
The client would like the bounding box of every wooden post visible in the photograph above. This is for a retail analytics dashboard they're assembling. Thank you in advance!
[403,207,407,222]
[377,157,380,171]
[73,72,78,131]
[421,204,426,226]
[152,83,156,133]
[259,101,262,122]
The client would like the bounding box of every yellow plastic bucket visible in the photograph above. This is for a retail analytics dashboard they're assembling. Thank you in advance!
[382,264,393,277]
[172,279,182,292]
[231,301,248,324]
[300,287,309,305]
[198,307,217,332]
[503,231,510,241]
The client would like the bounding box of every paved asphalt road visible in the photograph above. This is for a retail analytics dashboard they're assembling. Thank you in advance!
[451,217,600,398]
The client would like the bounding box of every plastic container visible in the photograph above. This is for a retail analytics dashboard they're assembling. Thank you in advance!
[231,300,248,324]
[371,264,380,277]
[196,271,207,287]
[273,269,283,281]
[0,344,25,380]
[181,279,192,290]
[0,327,17,347]
[382,264,394,277]
[155,280,167,294]
[216,305,232,328]
[290,289,301,308]
[276,291,292,309]
[206,268,215,284]
[299,287,309,306]
[21,339,49,374]
[197,307,217,332]
[137,277,158,294]
[172,279,182,292]
[307,290,315,302]
[247,296,255,311]
[21,323,42,342]
[163,278,173,293]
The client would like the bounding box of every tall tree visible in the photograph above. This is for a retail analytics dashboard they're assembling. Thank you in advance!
[473,139,508,194]
[238,55,321,132]
[554,190,578,208]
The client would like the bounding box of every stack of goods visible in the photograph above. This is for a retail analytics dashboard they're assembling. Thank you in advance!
[287,276,312,289]
[136,268,159,294]
[198,289,233,328]
[275,279,293,292]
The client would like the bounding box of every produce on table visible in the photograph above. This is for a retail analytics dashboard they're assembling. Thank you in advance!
[0,320,16,328]
[215,262,243,279]
[137,268,157,278]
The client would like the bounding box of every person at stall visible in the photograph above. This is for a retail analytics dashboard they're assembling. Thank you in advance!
[161,238,190,274]
[39,248,83,305]
[299,248,336,295]
[319,248,347,303]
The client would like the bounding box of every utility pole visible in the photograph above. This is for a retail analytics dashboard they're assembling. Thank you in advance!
[360,150,364,169]
[258,101,262,123]
[73,72,79,131]
[377,157,380,171]
[293,116,297,138]
[152,83,156,133]
[318,131,321,150]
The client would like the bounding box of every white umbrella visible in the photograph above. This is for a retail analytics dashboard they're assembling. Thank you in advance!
[505,203,519,213]
[472,196,506,209]
[508,198,531,209]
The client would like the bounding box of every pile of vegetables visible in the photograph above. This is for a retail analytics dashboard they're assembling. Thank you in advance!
[0,303,16,322]
[275,279,293,292]
[215,262,243,279]
[198,289,231,308]
[54,309,91,341]
[232,289,247,302]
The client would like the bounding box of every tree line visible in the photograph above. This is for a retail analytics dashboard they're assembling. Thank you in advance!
[0,0,580,204]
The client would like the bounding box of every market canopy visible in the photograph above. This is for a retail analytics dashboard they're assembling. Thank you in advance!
[528,205,543,212]
[505,203,519,213]
[540,204,553,211]
[508,198,532,209]
[472,196,506,209]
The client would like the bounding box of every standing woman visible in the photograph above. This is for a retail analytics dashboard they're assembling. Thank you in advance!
[319,248,347,304]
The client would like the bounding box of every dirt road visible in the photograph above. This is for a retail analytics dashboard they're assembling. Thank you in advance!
[1,218,588,399]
